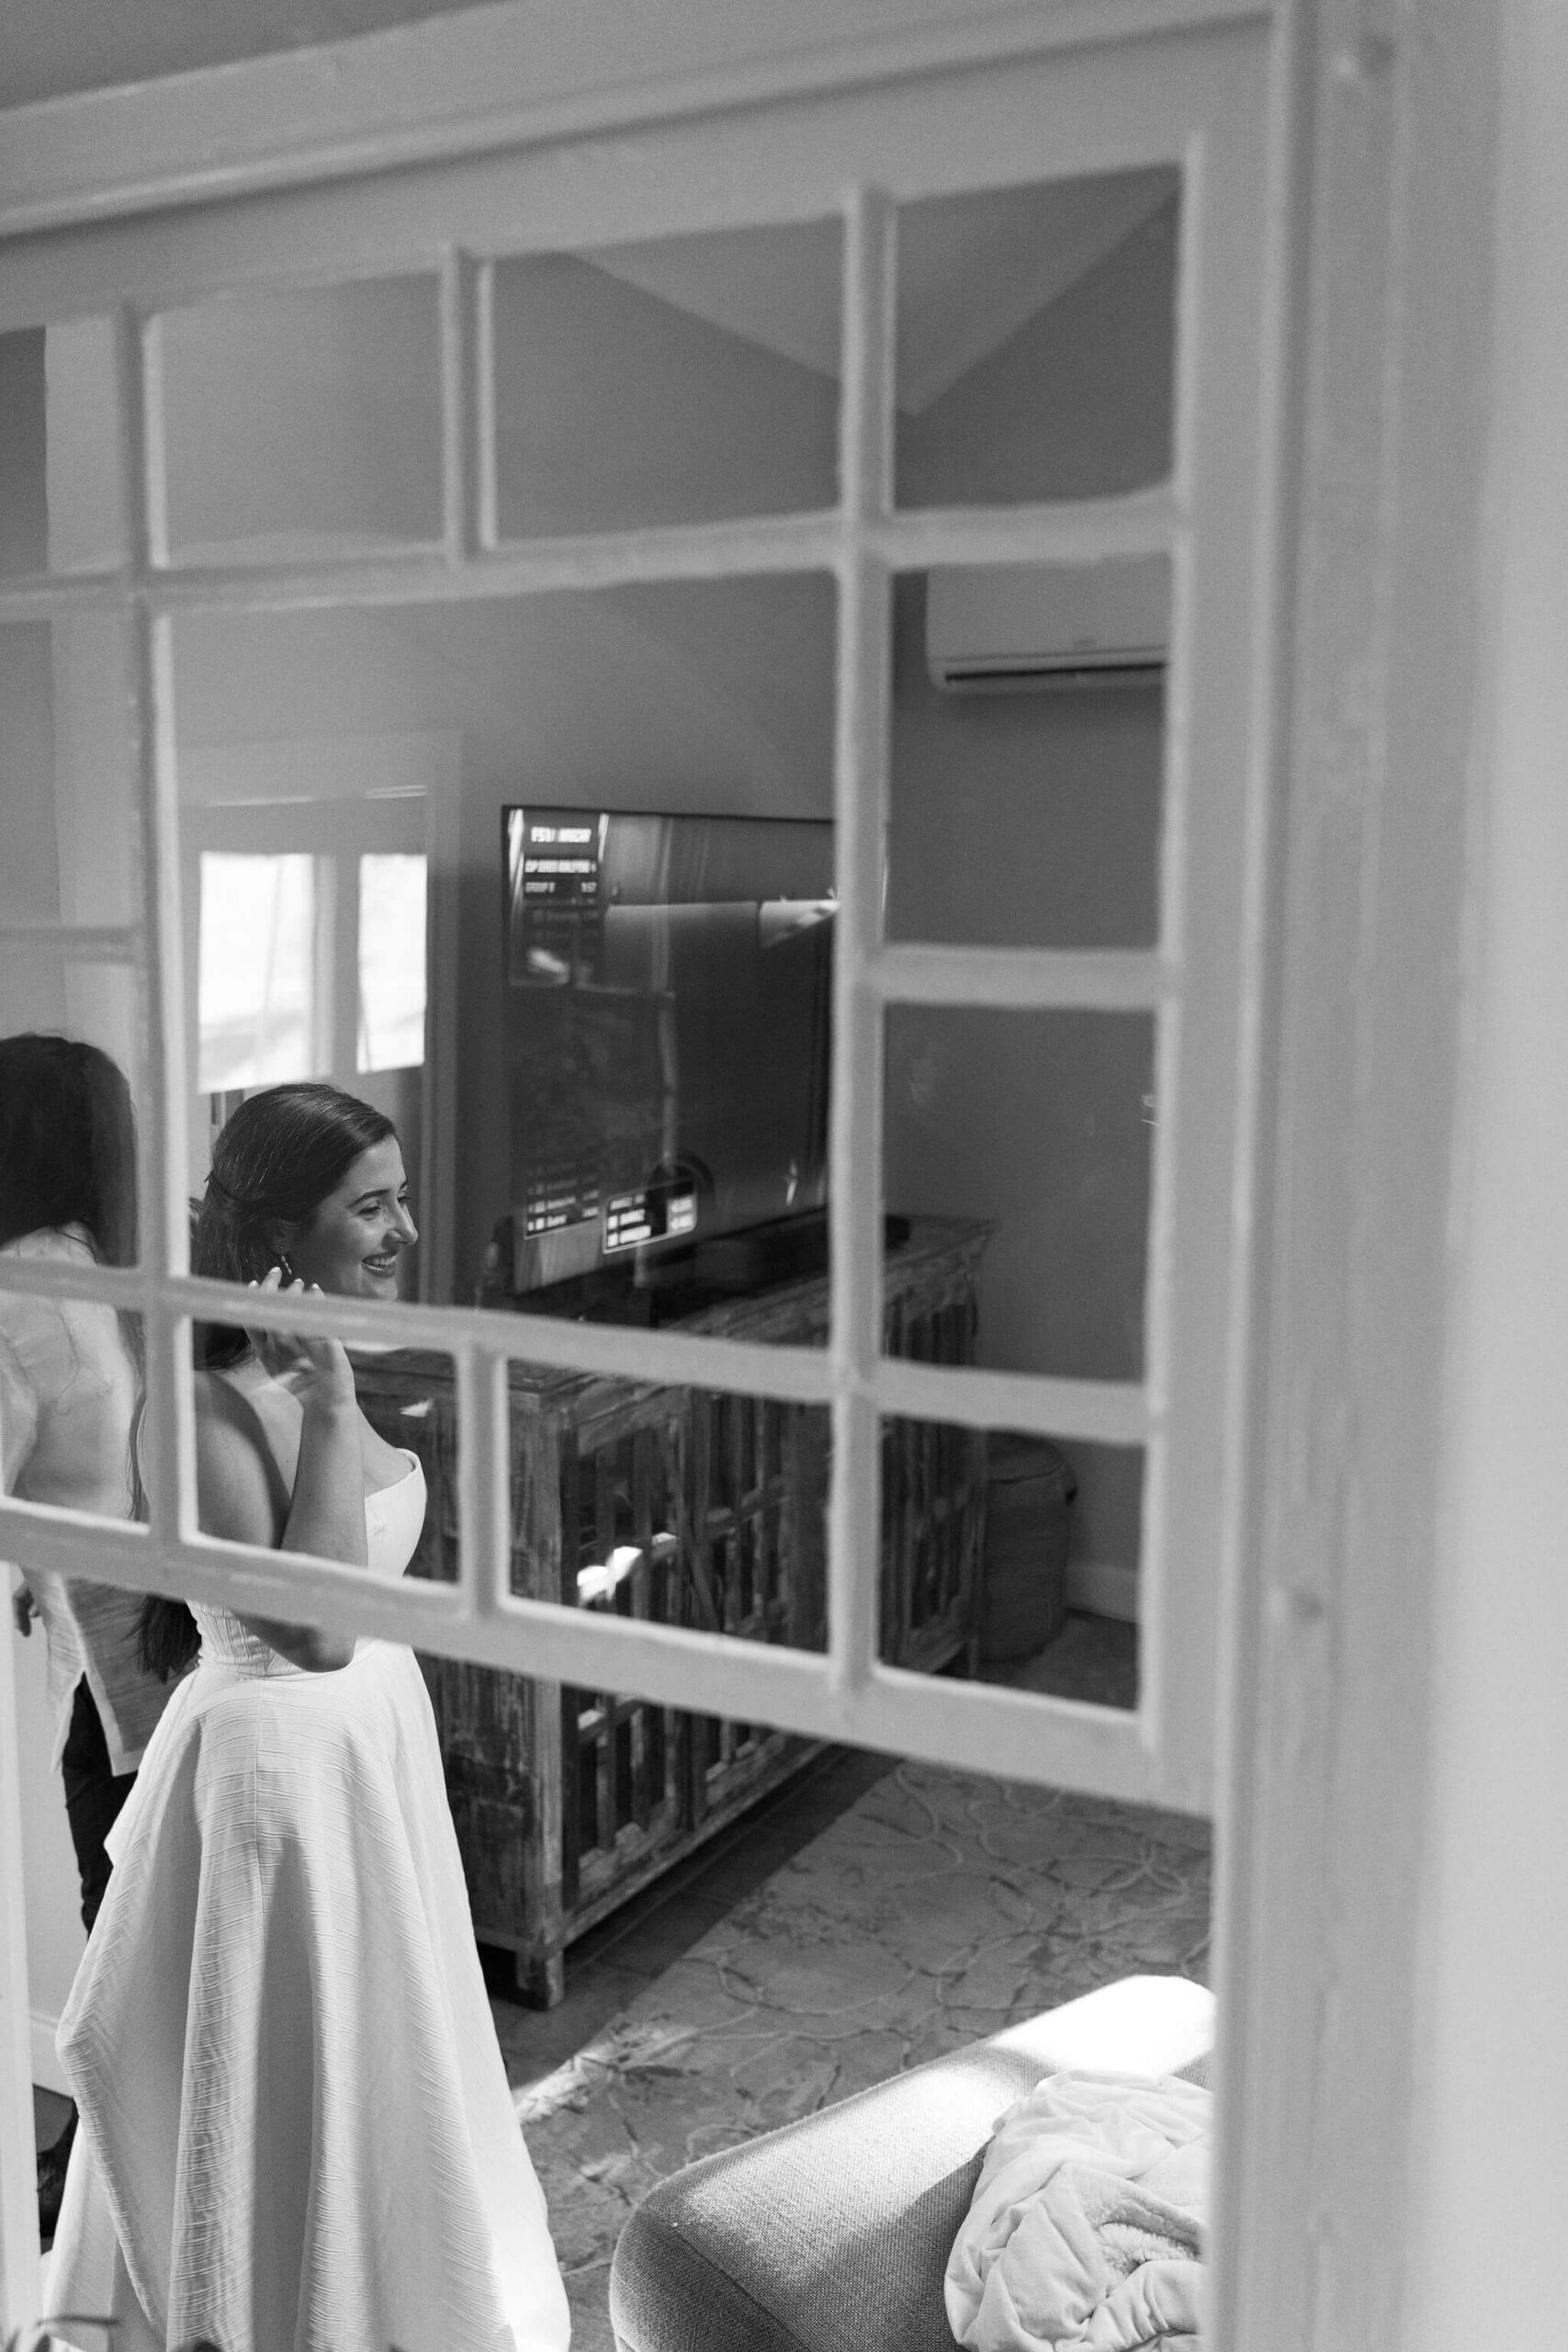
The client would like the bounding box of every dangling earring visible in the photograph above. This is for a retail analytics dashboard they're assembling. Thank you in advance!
[278,1251,296,1281]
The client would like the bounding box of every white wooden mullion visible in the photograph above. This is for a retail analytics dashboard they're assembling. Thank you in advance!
[1134,1002,1181,1772]
[874,944,1176,1013]
[0,571,127,619]
[133,311,174,572]
[1140,74,1267,1812]
[439,245,481,565]
[0,0,1269,247]
[130,605,197,1554]
[0,1255,149,1311]
[16,515,840,616]
[0,487,1182,627]
[0,1258,840,1402]
[872,1359,1153,1449]
[321,848,354,1080]
[0,26,1255,334]
[825,184,897,1696]
[0,1257,1150,1441]
[115,295,199,1570]
[0,13,1264,312]
[417,739,465,1308]
[455,1344,513,1618]
[858,1663,1154,1797]
[0,1488,1153,1800]
[474,260,500,550]
[870,491,1182,570]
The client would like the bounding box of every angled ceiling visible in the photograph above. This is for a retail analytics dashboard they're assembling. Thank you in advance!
[586,167,1178,415]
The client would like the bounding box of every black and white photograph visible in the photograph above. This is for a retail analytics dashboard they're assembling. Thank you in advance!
[1,5,1561,2349]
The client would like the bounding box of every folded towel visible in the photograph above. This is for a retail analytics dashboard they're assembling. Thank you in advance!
[944,2068,1212,2352]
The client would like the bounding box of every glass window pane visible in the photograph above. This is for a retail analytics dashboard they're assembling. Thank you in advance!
[895,168,1180,509]
[197,852,320,1092]
[155,275,443,564]
[500,804,835,1320]
[885,1009,1156,1383]
[887,562,1168,949]
[491,218,841,537]
[358,853,427,1073]
[173,571,834,1312]
[876,1409,1143,1712]
[0,960,144,1268]
[1,316,127,579]
[2,614,136,932]
[2,616,141,1256]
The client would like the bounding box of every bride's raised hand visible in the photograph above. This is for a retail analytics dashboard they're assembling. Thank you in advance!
[245,1266,357,1413]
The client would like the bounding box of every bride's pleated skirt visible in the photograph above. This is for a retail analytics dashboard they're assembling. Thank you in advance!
[46,1642,570,2352]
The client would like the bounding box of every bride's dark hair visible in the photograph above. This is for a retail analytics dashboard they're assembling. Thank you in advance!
[188,1081,396,1370]
[139,1081,397,1679]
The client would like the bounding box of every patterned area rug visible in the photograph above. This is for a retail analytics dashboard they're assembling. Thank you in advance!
[515,1759,1213,2351]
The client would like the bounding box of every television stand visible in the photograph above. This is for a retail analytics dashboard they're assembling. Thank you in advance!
[642,1207,830,1299]
[355,1213,988,2005]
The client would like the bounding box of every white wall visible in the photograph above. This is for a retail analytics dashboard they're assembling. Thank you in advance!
[1404,0,1568,2336]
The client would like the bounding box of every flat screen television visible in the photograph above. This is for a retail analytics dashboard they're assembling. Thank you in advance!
[500,806,837,1312]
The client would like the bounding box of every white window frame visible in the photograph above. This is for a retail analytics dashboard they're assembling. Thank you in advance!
[187,799,425,1081]
[0,2,1269,1795]
[0,0,1506,2345]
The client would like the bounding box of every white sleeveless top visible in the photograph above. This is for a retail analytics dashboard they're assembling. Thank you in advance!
[192,1450,427,1678]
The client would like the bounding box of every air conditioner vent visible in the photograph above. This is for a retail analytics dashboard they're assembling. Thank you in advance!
[925,557,1169,693]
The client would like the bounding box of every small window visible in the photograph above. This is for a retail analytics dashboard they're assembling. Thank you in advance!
[197,851,320,1092]
[357,852,427,1073]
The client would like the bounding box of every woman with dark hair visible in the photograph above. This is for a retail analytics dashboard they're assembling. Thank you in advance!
[0,1033,172,2230]
[47,1081,570,2352]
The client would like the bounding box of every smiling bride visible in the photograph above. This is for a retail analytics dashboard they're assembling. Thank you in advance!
[45,1081,570,2352]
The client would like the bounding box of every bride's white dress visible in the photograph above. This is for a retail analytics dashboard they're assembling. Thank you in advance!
[46,1453,570,2352]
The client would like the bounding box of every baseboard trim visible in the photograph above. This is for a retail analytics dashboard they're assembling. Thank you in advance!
[1066,1560,1139,1623]
[32,2009,69,2097]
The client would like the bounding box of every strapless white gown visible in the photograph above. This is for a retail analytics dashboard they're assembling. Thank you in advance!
[46,1455,570,2352]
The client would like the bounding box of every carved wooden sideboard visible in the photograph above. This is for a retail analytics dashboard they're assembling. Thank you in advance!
[355,1215,989,2002]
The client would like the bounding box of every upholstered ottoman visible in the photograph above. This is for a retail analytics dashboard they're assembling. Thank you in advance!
[608,1973,1214,2352]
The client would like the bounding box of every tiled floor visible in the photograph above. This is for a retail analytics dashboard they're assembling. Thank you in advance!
[483,1741,898,2091]
[485,1611,1138,2093]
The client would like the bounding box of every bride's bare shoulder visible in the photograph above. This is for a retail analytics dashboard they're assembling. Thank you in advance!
[191,1368,288,1540]
[193,1364,260,1434]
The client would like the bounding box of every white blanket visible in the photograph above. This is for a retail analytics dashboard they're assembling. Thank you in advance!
[944,2069,1212,2352]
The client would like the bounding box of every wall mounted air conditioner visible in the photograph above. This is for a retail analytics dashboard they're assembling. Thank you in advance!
[925,556,1168,692]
